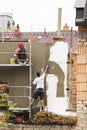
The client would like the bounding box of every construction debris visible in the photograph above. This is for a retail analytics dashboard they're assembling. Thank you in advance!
[30,111,77,125]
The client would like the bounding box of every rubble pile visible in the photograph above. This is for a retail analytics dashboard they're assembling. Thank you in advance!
[30,111,77,125]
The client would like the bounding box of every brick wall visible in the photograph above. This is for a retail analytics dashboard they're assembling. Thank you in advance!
[76,39,87,130]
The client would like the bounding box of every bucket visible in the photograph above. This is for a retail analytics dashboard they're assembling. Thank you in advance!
[10,58,15,64]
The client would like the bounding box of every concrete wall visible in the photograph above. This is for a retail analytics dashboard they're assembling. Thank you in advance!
[0,42,69,113]
[0,42,50,108]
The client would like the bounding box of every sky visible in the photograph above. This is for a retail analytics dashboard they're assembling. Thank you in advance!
[0,0,77,32]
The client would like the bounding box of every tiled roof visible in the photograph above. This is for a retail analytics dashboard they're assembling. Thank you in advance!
[0,30,78,54]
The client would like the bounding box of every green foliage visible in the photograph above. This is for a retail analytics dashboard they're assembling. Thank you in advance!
[6,101,19,118]
[6,110,16,118]
[0,93,9,99]
[0,121,7,127]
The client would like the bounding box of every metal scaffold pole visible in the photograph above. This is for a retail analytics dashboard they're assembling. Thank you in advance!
[69,26,73,109]
[28,39,32,117]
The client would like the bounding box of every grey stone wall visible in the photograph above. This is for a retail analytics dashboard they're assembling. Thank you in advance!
[0,124,76,130]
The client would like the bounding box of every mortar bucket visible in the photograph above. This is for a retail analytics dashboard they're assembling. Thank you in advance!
[10,58,15,64]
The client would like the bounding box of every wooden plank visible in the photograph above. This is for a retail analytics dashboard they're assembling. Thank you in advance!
[78,26,87,31]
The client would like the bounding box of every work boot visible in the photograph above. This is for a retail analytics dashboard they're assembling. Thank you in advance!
[40,106,44,111]
[29,105,33,118]
[31,105,32,109]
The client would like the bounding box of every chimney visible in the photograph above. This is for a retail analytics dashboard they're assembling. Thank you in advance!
[57,8,62,37]
[53,8,64,42]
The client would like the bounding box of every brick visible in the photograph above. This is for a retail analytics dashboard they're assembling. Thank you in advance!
[78,26,87,31]
[77,92,87,101]
[77,55,87,64]
[77,83,87,91]
[77,74,87,82]
[77,64,87,73]
[78,45,87,55]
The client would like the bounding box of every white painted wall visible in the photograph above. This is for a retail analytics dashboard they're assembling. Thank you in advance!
[46,41,69,115]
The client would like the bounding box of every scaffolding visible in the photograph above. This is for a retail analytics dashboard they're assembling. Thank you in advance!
[0,41,32,116]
